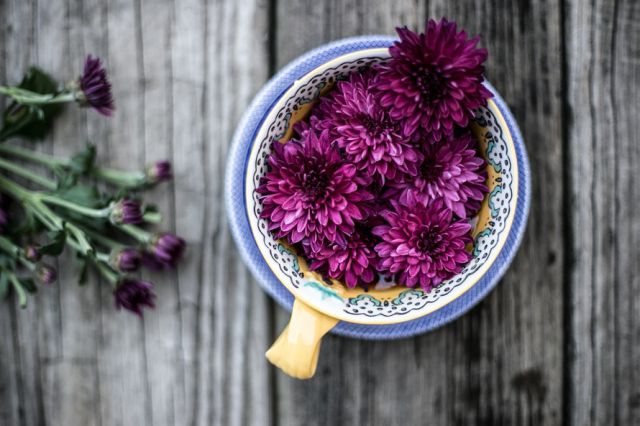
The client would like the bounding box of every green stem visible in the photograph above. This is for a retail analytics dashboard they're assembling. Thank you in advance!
[79,226,125,250]
[0,236,36,271]
[119,224,153,244]
[94,260,119,286]
[37,194,110,219]
[7,273,27,308]
[92,167,147,188]
[0,144,150,189]
[0,175,93,255]
[0,157,56,190]
[0,143,65,168]
[0,86,75,105]
[142,211,162,224]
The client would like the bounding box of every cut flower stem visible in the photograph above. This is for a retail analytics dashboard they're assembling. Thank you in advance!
[0,143,149,188]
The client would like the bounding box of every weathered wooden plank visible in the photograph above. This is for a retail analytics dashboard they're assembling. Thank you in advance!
[45,0,104,424]
[196,1,273,425]
[1,2,57,426]
[273,0,565,425]
[0,1,28,423]
[566,0,640,424]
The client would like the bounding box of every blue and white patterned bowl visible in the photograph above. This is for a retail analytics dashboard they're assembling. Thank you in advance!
[225,36,530,340]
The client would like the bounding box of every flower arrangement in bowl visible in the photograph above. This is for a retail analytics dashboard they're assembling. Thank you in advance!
[226,19,531,379]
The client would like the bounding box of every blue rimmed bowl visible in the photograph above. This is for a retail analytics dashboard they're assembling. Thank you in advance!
[225,35,530,377]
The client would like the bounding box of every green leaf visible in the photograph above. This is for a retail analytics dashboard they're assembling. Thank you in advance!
[77,257,89,285]
[0,273,9,300]
[53,167,78,190]
[0,67,64,141]
[68,144,96,175]
[20,277,37,294]
[14,208,42,235]
[55,184,106,209]
[38,230,66,256]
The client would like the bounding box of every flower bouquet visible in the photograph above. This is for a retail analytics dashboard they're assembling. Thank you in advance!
[0,56,185,315]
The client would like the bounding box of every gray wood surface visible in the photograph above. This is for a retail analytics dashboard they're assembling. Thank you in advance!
[0,0,637,425]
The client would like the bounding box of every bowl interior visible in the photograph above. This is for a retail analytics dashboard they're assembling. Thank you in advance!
[245,48,518,325]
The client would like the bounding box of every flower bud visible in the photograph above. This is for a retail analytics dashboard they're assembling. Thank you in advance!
[24,245,41,262]
[110,248,141,272]
[114,279,156,316]
[110,199,143,225]
[36,264,57,285]
[143,233,186,270]
[146,161,172,184]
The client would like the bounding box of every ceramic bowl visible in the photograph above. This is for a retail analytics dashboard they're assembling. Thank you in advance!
[225,36,530,378]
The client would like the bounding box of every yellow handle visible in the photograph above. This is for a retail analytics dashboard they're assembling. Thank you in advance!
[266,298,339,379]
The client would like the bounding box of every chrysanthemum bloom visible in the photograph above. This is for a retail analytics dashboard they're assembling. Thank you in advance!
[36,264,57,285]
[306,226,379,288]
[373,19,492,141]
[24,245,41,262]
[372,200,473,290]
[386,131,488,218]
[111,248,142,272]
[114,279,156,316]
[257,129,373,251]
[143,233,186,269]
[313,71,422,183]
[77,55,115,116]
[110,199,144,225]
[146,160,173,184]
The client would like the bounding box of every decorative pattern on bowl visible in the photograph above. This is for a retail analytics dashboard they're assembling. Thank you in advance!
[244,48,518,325]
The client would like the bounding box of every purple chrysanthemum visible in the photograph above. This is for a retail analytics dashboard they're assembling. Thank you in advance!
[110,199,144,225]
[373,19,492,141]
[386,131,488,218]
[146,160,173,184]
[257,129,373,251]
[36,264,57,285]
[114,279,156,316]
[306,225,379,288]
[372,200,473,290]
[313,71,422,183]
[24,245,41,262]
[143,233,186,269]
[78,55,115,116]
[111,248,142,272]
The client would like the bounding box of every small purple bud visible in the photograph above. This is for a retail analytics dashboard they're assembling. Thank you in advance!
[24,245,41,262]
[143,233,186,270]
[36,264,57,285]
[110,199,143,225]
[111,248,141,272]
[114,279,156,316]
[146,161,173,184]
[79,55,115,116]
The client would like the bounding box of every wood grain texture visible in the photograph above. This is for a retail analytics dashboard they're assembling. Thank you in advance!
[565,0,640,424]
[0,0,637,425]
[0,0,272,426]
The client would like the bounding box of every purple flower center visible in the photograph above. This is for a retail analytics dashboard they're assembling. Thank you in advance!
[420,157,443,182]
[411,67,445,102]
[357,113,398,136]
[301,167,329,198]
[416,227,443,254]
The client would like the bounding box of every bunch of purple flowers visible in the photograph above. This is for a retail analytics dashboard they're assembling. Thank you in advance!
[258,19,491,292]
[0,55,185,316]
